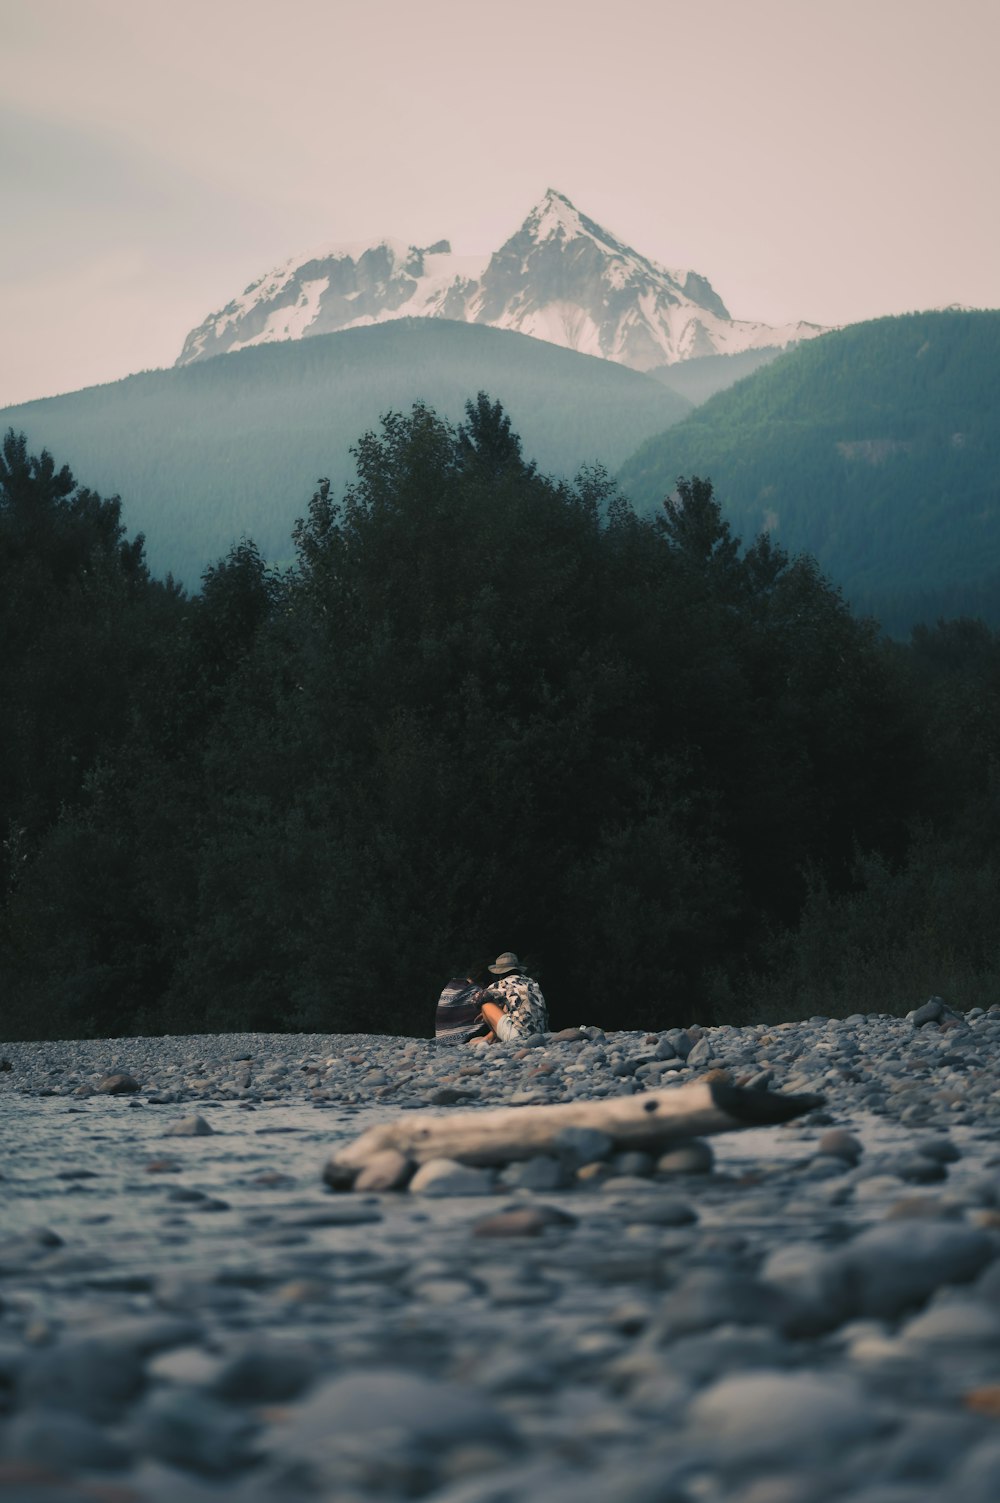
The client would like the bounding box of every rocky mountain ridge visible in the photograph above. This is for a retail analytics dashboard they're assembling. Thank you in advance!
[177,189,826,371]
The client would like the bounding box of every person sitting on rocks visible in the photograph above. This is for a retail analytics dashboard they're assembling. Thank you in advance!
[478,952,549,1043]
[434,968,489,1042]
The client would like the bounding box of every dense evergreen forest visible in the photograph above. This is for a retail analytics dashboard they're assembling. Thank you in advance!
[619,310,1000,632]
[0,320,689,589]
[2,401,999,1043]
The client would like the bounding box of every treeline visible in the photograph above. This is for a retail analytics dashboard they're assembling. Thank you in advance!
[2,319,688,589]
[1,401,998,1042]
[618,310,1000,633]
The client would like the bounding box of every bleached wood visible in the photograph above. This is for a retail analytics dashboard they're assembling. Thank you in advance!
[328,1079,822,1172]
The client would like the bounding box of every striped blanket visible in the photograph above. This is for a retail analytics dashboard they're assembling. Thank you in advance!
[434,978,487,1042]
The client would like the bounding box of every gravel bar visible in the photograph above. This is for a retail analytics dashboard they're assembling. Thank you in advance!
[1,1003,999,1501]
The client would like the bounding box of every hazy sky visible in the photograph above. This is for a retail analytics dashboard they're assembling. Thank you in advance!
[2,0,997,407]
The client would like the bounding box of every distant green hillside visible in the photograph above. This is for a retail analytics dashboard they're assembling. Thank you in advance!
[649,346,786,404]
[2,319,690,589]
[618,310,1000,631]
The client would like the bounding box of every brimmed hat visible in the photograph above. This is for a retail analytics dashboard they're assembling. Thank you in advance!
[488,951,522,975]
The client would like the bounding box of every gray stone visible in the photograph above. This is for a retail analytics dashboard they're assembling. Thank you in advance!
[0,1227,63,1274]
[686,1037,712,1068]
[876,1409,982,1481]
[409,1158,496,1196]
[657,1270,796,1338]
[85,1316,202,1357]
[21,1337,145,1419]
[272,1276,333,1305]
[0,1341,24,1404]
[900,1297,1000,1347]
[552,1126,613,1164]
[5,1407,131,1470]
[909,997,946,1026]
[656,1139,714,1175]
[472,1204,577,1237]
[768,1219,996,1334]
[761,1241,854,1335]
[412,1276,478,1304]
[601,1173,662,1196]
[211,1341,320,1401]
[611,1195,698,1226]
[163,1114,214,1137]
[482,1272,558,1305]
[890,1154,949,1184]
[954,1171,1000,1208]
[148,1344,226,1385]
[884,1194,960,1220]
[284,1202,383,1225]
[818,1128,863,1163]
[499,1154,569,1191]
[799,1155,849,1180]
[472,1353,561,1394]
[661,1327,798,1383]
[431,1084,479,1105]
[96,1072,141,1094]
[842,1221,996,1319]
[688,1369,894,1465]
[611,1150,656,1178]
[273,1368,515,1491]
[133,1387,258,1475]
[154,1275,247,1313]
[667,1030,695,1059]
[916,1136,961,1163]
[973,1259,1000,1303]
[955,1441,1000,1503]
[854,1173,908,1201]
[898,1102,935,1125]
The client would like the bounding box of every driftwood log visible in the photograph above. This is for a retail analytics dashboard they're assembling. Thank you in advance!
[326,1079,823,1180]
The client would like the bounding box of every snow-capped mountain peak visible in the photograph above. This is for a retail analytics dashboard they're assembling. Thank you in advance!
[524,188,655,272]
[176,191,825,371]
[527,186,597,242]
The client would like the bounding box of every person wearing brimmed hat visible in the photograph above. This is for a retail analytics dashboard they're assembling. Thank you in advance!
[479,952,548,1043]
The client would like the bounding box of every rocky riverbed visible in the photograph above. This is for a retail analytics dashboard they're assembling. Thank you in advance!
[1,1003,999,1502]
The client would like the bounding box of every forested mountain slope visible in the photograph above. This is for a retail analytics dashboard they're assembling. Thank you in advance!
[4,407,1000,1040]
[2,319,690,588]
[618,310,1000,631]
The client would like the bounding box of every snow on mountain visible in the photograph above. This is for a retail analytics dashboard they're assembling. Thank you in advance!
[177,190,826,371]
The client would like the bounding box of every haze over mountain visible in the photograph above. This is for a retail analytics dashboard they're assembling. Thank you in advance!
[2,319,690,589]
[178,189,826,374]
[617,309,1000,632]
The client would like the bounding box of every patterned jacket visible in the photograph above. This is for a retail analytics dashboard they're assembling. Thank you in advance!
[484,972,549,1035]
